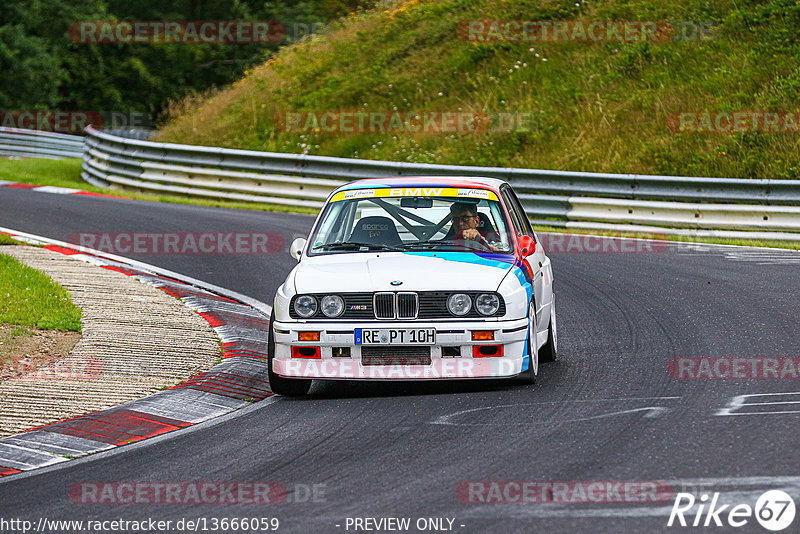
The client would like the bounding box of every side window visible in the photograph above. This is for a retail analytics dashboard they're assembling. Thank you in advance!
[501,186,533,238]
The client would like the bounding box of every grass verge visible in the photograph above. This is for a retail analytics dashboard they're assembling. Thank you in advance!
[1,157,796,251]
[0,157,318,214]
[0,253,82,331]
[0,234,26,246]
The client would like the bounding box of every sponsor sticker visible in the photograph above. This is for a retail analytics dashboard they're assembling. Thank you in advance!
[343,189,376,200]
[457,189,491,199]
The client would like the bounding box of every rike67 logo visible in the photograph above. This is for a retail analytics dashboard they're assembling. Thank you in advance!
[668,490,796,531]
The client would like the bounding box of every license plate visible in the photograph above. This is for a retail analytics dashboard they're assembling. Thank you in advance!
[355,328,436,345]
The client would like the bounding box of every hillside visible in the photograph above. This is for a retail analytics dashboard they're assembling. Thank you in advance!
[155,0,800,179]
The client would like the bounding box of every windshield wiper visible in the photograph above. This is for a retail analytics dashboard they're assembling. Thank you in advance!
[398,241,441,249]
[313,242,404,252]
[400,240,488,252]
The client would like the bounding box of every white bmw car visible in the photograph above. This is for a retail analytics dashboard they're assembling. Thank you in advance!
[268,176,557,396]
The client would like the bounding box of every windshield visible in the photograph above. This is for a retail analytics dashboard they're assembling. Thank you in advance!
[307,187,514,255]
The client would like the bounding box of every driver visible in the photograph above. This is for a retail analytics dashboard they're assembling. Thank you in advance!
[449,202,502,252]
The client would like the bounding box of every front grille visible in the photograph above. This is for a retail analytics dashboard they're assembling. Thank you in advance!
[374,292,395,319]
[397,292,418,319]
[289,292,504,320]
[418,292,506,318]
[361,346,431,366]
[343,294,373,318]
[418,292,450,317]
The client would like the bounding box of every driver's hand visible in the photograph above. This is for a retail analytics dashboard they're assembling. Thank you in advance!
[461,228,480,241]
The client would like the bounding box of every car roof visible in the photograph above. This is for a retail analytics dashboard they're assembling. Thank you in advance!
[333,176,509,194]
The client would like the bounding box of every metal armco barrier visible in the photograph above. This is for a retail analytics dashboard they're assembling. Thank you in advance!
[4,126,800,240]
[0,127,84,159]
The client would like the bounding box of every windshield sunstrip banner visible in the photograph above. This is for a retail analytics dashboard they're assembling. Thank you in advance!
[330,187,499,202]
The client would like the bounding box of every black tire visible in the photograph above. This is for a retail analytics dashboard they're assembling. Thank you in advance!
[267,310,312,397]
[539,294,559,363]
[516,301,538,385]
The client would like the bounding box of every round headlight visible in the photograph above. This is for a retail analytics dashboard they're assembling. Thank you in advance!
[294,295,317,318]
[447,293,472,316]
[476,293,500,316]
[321,295,344,317]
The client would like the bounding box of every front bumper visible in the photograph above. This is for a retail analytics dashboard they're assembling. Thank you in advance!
[271,318,529,380]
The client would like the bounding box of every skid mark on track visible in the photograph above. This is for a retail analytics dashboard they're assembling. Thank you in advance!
[674,245,800,265]
[716,391,800,416]
[429,397,681,426]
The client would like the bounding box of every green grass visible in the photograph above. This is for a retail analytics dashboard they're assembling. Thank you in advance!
[0,253,82,331]
[156,0,800,180]
[0,158,317,214]
[0,158,86,189]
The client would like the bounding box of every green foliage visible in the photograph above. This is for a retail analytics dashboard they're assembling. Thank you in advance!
[0,0,375,122]
[0,25,64,109]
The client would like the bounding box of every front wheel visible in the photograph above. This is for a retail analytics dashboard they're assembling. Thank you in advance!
[539,293,558,363]
[516,300,538,385]
[267,311,312,397]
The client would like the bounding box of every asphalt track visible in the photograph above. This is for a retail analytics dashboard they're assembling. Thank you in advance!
[1,187,800,534]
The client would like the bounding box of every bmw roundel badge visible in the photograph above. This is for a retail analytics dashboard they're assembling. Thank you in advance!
[390,280,403,286]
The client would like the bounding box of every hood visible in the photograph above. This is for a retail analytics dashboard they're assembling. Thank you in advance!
[293,252,514,293]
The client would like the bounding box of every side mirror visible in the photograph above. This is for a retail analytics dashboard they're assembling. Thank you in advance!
[518,235,536,256]
[290,237,307,261]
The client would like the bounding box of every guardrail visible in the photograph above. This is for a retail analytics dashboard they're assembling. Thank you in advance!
[0,127,84,159]
[4,126,799,240]
[81,126,800,240]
